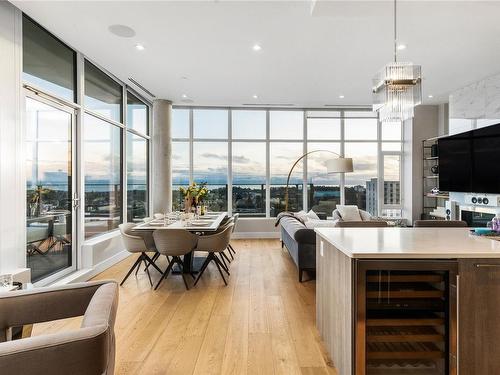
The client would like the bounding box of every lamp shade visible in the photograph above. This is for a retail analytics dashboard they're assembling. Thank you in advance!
[326,158,353,173]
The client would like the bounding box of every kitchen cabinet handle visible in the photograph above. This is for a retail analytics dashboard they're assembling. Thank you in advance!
[475,263,500,268]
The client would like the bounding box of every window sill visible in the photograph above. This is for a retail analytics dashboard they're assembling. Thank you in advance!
[83,229,121,246]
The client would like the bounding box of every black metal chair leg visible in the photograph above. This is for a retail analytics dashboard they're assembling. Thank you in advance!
[144,252,160,271]
[214,256,228,286]
[144,253,163,274]
[228,243,236,254]
[120,256,143,286]
[194,255,213,286]
[221,251,231,264]
[154,257,175,290]
[144,259,153,287]
[219,252,228,269]
[135,254,143,276]
[215,255,230,276]
[227,247,234,260]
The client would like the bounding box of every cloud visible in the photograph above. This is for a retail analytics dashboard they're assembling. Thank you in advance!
[201,153,228,161]
[232,155,251,164]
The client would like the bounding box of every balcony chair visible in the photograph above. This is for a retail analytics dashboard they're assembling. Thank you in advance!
[0,280,118,375]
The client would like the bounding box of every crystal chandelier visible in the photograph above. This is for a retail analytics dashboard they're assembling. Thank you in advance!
[373,0,422,122]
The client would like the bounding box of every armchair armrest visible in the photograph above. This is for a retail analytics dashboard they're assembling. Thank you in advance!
[0,280,114,342]
[0,326,111,375]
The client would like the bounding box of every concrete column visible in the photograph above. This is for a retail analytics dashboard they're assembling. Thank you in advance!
[152,99,172,214]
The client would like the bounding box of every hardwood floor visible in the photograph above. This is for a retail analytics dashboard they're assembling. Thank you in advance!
[32,239,337,375]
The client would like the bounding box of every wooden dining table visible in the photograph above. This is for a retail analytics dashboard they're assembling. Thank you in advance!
[132,212,228,273]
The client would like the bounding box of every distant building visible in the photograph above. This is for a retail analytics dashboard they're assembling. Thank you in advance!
[366,178,400,216]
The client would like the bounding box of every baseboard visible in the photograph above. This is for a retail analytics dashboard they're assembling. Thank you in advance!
[82,249,130,281]
[51,249,130,285]
[232,232,280,239]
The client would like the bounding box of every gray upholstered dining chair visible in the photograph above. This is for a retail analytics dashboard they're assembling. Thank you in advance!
[152,229,199,291]
[0,280,118,375]
[194,223,234,286]
[226,213,239,258]
[413,220,468,228]
[119,223,162,287]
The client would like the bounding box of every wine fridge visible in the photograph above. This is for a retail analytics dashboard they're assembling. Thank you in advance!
[355,260,458,375]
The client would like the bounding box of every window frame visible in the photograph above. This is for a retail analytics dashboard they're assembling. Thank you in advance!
[172,106,404,218]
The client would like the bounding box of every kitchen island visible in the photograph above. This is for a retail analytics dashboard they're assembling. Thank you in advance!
[315,227,500,375]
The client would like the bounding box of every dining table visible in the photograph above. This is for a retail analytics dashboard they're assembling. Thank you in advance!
[132,211,228,274]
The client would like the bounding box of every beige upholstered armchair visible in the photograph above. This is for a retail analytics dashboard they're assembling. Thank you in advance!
[0,280,118,375]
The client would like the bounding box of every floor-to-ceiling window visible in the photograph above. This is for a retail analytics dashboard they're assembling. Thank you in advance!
[126,92,149,222]
[171,107,403,218]
[23,15,151,281]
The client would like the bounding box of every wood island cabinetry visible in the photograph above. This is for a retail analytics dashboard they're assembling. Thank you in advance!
[315,228,500,375]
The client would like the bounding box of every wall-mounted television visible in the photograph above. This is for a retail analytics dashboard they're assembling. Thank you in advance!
[438,123,500,194]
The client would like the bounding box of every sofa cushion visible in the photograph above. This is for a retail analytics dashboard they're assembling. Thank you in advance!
[336,205,362,221]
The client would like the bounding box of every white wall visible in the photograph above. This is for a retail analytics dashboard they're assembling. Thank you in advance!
[0,2,26,277]
[449,72,500,134]
[403,105,440,224]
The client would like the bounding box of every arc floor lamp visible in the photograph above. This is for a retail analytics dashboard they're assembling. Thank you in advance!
[284,150,354,212]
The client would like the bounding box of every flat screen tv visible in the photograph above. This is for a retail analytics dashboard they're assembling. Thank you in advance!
[438,123,500,194]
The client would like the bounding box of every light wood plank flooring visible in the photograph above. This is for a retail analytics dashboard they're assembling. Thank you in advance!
[32,239,337,375]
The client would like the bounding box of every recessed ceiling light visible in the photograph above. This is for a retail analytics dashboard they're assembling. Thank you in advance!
[428,94,434,98]
[397,44,407,50]
[252,44,262,51]
[339,95,345,99]
[108,24,136,38]
[252,94,258,99]
[182,94,188,99]
[135,44,145,51]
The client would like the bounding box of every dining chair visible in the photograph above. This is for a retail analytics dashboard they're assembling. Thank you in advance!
[194,223,234,286]
[152,229,199,290]
[119,223,162,287]
[213,216,235,265]
[227,213,239,258]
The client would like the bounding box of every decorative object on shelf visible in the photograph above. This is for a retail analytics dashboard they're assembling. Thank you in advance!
[431,165,439,175]
[179,182,208,213]
[372,0,422,122]
[284,150,354,212]
[431,143,438,157]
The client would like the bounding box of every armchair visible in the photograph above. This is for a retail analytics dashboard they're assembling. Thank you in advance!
[0,280,118,375]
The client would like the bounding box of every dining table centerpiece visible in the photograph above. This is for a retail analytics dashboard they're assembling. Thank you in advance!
[179,182,208,214]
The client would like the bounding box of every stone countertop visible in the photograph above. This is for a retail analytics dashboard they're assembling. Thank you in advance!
[315,227,500,259]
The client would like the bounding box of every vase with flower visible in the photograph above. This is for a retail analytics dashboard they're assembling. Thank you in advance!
[179,182,208,214]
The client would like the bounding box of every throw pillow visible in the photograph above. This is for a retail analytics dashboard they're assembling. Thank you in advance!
[336,205,362,221]
[295,210,308,222]
[306,210,320,220]
[359,210,372,221]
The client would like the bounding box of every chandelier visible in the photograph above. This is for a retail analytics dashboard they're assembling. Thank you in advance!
[373,0,422,122]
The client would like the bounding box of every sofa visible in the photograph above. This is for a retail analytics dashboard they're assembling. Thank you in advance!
[277,208,388,282]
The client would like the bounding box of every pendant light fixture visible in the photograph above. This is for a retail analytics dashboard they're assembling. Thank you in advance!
[372,0,422,122]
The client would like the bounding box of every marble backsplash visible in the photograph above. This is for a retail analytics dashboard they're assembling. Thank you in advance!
[449,72,500,135]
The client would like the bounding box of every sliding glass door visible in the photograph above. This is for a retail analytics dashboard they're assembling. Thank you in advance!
[25,95,77,282]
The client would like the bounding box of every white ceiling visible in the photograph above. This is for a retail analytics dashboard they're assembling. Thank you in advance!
[12,1,500,107]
